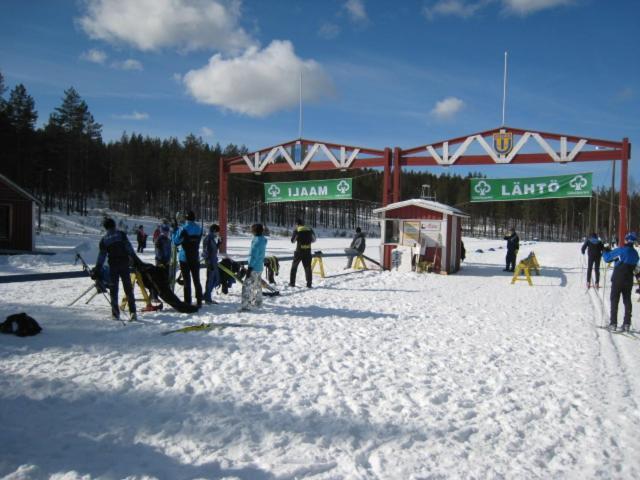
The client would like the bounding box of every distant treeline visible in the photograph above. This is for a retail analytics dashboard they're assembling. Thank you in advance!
[1,71,638,241]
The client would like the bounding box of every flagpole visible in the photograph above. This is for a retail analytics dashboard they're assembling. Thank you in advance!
[299,70,303,139]
[502,51,508,126]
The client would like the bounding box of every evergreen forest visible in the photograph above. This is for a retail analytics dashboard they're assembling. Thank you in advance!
[1,72,637,242]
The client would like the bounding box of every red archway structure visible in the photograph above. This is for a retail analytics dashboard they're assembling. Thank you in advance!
[398,127,631,242]
[219,127,631,252]
[219,138,391,252]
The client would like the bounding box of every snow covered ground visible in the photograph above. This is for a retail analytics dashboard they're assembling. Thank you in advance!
[1,213,640,479]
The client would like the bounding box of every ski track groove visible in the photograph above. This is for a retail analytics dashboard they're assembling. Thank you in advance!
[585,266,640,478]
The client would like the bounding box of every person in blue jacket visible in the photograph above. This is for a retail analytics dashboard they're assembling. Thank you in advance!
[603,232,639,332]
[240,223,267,311]
[581,232,605,288]
[172,210,203,307]
[94,217,137,321]
[202,224,222,304]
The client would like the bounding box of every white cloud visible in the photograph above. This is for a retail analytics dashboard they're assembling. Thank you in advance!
[344,0,368,23]
[423,0,574,19]
[113,111,149,120]
[183,40,334,117]
[77,0,255,53]
[112,59,143,71]
[318,22,341,39]
[423,0,492,19]
[430,97,465,120]
[615,87,634,102]
[503,0,574,15]
[80,48,107,64]
[200,126,214,137]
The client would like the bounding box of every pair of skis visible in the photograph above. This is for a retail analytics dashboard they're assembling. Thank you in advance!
[596,325,638,341]
[75,253,126,326]
[161,321,274,335]
[217,262,280,297]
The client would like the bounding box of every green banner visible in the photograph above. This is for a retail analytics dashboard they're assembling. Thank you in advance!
[470,173,592,202]
[264,178,353,203]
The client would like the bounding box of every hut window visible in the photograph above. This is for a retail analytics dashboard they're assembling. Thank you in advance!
[0,205,9,241]
[384,220,399,244]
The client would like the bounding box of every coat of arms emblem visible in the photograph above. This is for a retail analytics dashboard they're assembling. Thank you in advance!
[493,131,513,155]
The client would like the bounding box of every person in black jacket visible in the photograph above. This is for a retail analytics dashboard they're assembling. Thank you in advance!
[581,232,605,288]
[503,227,519,272]
[136,225,148,253]
[290,218,316,288]
[94,217,137,321]
[344,227,366,269]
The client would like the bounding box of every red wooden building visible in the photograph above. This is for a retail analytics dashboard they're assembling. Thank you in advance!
[373,199,469,274]
[0,173,42,252]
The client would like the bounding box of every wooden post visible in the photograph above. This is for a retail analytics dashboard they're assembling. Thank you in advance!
[393,147,401,203]
[382,147,392,206]
[618,137,629,243]
[218,157,228,253]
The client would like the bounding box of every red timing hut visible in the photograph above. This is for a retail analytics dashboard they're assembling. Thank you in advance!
[373,199,469,274]
[0,173,42,252]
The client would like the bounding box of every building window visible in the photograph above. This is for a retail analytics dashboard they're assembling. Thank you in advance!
[0,205,10,241]
[384,220,400,244]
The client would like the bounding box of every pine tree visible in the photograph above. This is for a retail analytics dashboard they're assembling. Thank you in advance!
[6,84,37,132]
[47,87,103,214]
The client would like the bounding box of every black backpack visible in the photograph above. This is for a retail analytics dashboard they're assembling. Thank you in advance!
[0,313,42,337]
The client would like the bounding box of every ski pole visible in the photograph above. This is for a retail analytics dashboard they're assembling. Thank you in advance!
[601,262,608,328]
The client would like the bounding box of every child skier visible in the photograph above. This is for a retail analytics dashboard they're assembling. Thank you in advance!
[94,217,137,321]
[240,223,267,312]
[202,224,222,304]
[603,232,639,332]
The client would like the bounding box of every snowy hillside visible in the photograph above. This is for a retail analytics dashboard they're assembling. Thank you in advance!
[1,212,640,479]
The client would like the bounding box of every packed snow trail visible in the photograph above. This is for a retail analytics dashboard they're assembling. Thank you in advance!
[1,233,639,479]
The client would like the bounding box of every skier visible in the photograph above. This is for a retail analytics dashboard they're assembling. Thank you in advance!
[153,219,170,244]
[155,224,171,271]
[150,223,172,301]
[344,227,366,269]
[240,223,267,311]
[202,224,222,304]
[136,225,148,253]
[503,227,519,272]
[290,218,316,288]
[581,232,605,288]
[172,210,203,307]
[603,232,639,332]
[152,225,161,244]
[94,217,137,321]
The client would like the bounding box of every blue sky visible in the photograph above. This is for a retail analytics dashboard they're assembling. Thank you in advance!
[1,0,638,188]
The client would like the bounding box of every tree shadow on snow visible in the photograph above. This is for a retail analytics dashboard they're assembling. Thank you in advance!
[0,302,247,355]
[262,303,397,320]
[0,376,420,479]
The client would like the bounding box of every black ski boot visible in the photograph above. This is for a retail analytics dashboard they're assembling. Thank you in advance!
[621,323,631,333]
[606,323,617,331]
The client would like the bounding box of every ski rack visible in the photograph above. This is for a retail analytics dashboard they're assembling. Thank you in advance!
[0,252,386,285]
